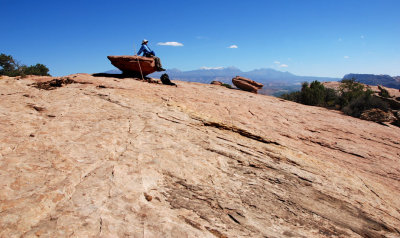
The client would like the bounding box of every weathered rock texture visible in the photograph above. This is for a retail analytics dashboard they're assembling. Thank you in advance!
[1,74,400,237]
[232,76,263,93]
[107,55,156,76]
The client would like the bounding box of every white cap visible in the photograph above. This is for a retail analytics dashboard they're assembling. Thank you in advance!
[142,39,148,44]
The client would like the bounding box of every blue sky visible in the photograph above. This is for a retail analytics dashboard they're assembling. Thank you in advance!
[1,0,399,77]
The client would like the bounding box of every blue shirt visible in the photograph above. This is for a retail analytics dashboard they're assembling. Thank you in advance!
[137,44,155,57]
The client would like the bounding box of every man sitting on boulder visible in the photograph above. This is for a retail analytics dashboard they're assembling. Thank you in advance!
[136,39,166,71]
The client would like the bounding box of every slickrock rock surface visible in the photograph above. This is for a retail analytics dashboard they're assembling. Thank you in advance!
[1,74,400,237]
[232,76,263,93]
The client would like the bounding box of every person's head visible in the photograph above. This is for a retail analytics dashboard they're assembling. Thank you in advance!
[142,39,148,45]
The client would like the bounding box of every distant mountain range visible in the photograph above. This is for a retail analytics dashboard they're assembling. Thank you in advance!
[343,74,400,89]
[105,68,400,95]
[106,67,340,85]
[151,67,340,85]
[105,67,340,96]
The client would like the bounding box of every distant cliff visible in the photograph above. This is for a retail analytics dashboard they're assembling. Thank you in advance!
[343,73,400,89]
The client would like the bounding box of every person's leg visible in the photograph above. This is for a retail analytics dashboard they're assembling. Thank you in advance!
[153,57,165,71]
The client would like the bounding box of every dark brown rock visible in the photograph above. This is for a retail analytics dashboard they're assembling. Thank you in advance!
[360,108,396,122]
[211,81,223,86]
[107,55,156,76]
[395,110,400,119]
[31,77,77,90]
[144,193,153,201]
[232,76,263,93]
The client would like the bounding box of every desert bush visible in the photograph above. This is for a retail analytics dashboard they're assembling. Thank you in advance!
[342,93,389,117]
[378,85,390,98]
[336,78,390,118]
[221,83,232,89]
[280,91,301,102]
[0,53,21,76]
[324,88,338,107]
[337,79,366,108]
[0,53,50,77]
[278,77,397,124]
[300,81,328,106]
[281,81,338,107]
[21,63,50,76]
[280,78,392,121]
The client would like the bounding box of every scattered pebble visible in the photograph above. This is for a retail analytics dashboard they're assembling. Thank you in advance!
[144,193,152,202]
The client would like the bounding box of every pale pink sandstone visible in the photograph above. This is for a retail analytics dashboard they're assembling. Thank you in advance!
[0,74,399,237]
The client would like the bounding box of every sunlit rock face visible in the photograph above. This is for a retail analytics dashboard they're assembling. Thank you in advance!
[232,76,263,93]
[1,74,400,237]
[108,55,156,76]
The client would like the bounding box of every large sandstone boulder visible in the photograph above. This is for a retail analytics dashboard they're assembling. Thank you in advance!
[232,76,263,93]
[107,55,156,76]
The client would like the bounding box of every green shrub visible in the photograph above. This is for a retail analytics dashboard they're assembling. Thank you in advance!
[378,85,390,98]
[280,81,337,106]
[221,83,232,89]
[342,94,389,117]
[21,64,50,76]
[0,53,50,77]
[280,91,301,102]
[300,81,328,106]
[0,53,20,76]
[324,88,337,107]
[280,78,394,123]
[337,79,366,108]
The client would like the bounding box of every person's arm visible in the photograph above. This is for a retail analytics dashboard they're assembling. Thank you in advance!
[143,45,152,55]
[144,45,156,56]
[137,45,144,56]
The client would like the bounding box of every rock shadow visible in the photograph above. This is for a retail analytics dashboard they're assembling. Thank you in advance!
[92,73,142,79]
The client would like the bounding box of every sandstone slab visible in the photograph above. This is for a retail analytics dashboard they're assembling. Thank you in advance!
[0,74,399,237]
